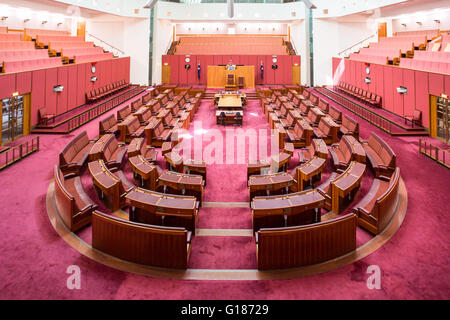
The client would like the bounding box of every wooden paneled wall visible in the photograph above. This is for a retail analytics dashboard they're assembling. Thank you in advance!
[0,57,131,127]
[332,57,450,129]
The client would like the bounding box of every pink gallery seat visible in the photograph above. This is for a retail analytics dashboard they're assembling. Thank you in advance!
[395,30,439,38]
[49,41,95,52]
[62,47,104,59]
[414,51,450,62]
[0,49,48,63]
[0,34,22,41]
[3,57,62,73]
[349,53,388,65]
[74,52,114,64]
[25,28,70,39]
[37,35,84,46]
[400,58,450,74]
[0,41,35,51]
[359,47,400,60]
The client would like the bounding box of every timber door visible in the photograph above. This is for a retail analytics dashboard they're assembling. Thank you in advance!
[1,94,26,145]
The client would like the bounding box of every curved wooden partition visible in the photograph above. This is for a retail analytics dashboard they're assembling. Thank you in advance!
[256,214,357,270]
[92,211,191,269]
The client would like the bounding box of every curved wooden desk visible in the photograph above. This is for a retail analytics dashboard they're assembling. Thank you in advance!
[125,188,199,234]
[251,189,325,232]
[331,161,366,213]
[292,157,327,191]
[157,171,204,204]
[88,160,121,211]
[128,155,159,191]
[248,172,297,200]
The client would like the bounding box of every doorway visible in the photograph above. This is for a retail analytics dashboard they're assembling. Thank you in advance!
[1,94,28,145]
[378,22,387,41]
[435,96,450,143]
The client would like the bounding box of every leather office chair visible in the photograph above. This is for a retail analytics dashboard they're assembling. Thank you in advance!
[218,112,226,126]
[234,112,243,127]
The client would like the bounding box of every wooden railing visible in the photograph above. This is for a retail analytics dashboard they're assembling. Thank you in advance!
[64,86,146,133]
[0,136,40,171]
[338,32,378,57]
[316,87,394,134]
[419,139,449,168]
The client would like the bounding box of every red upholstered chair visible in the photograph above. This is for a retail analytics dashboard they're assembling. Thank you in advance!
[38,107,55,125]
[405,110,422,127]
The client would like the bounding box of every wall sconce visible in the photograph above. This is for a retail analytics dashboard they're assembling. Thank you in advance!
[53,85,64,93]
[401,23,407,28]
[1,16,8,21]
[57,23,63,27]
[23,19,30,23]
[397,86,407,94]
[90,76,98,82]
[42,21,48,25]
[416,21,422,25]
[364,77,371,84]
[434,20,440,24]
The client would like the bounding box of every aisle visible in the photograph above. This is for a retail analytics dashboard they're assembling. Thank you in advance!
[185,97,269,269]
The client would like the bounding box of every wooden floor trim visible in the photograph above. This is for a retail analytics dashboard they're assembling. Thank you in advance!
[46,178,408,281]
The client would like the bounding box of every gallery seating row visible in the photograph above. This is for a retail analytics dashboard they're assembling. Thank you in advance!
[394,29,439,38]
[91,210,192,269]
[399,58,450,75]
[349,53,389,65]
[62,46,105,60]
[24,28,70,40]
[336,81,382,108]
[86,80,129,102]
[36,35,84,48]
[49,41,95,55]
[0,41,35,51]
[0,33,22,41]
[59,131,95,175]
[413,50,450,62]
[0,49,49,63]
[2,57,62,73]
[54,165,97,232]
[74,52,114,64]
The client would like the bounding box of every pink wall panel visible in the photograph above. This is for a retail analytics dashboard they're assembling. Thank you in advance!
[239,55,249,66]
[429,73,444,97]
[231,55,240,65]
[213,56,223,66]
[383,66,393,112]
[56,67,68,115]
[105,59,112,85]
[265,56,275,84]
[445,75,450,96]
[349,60,356,85]
[85,63,95,93]
[203,55,214,85]
[45,68,58,116]
[187,55,197,84]
[0,74,15,99]
[374,64,384,98]
[403,69,416,117]
[414,71,430,128]
[248,56,258,85]
[31,70,45,126]
[67,65,77,110]
[76,64,86,106]
[168,55,179,84]
[355,62,363,88]
[392,67,404,116]
[178,55,188,84]
[16,72,32,95]
[124,57,131,83]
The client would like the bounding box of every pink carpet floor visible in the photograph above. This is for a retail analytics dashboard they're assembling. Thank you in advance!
[0,90,449,300]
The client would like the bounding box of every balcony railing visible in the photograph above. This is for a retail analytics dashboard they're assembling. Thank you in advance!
[419,139,449,169]
[0,136,40,171]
